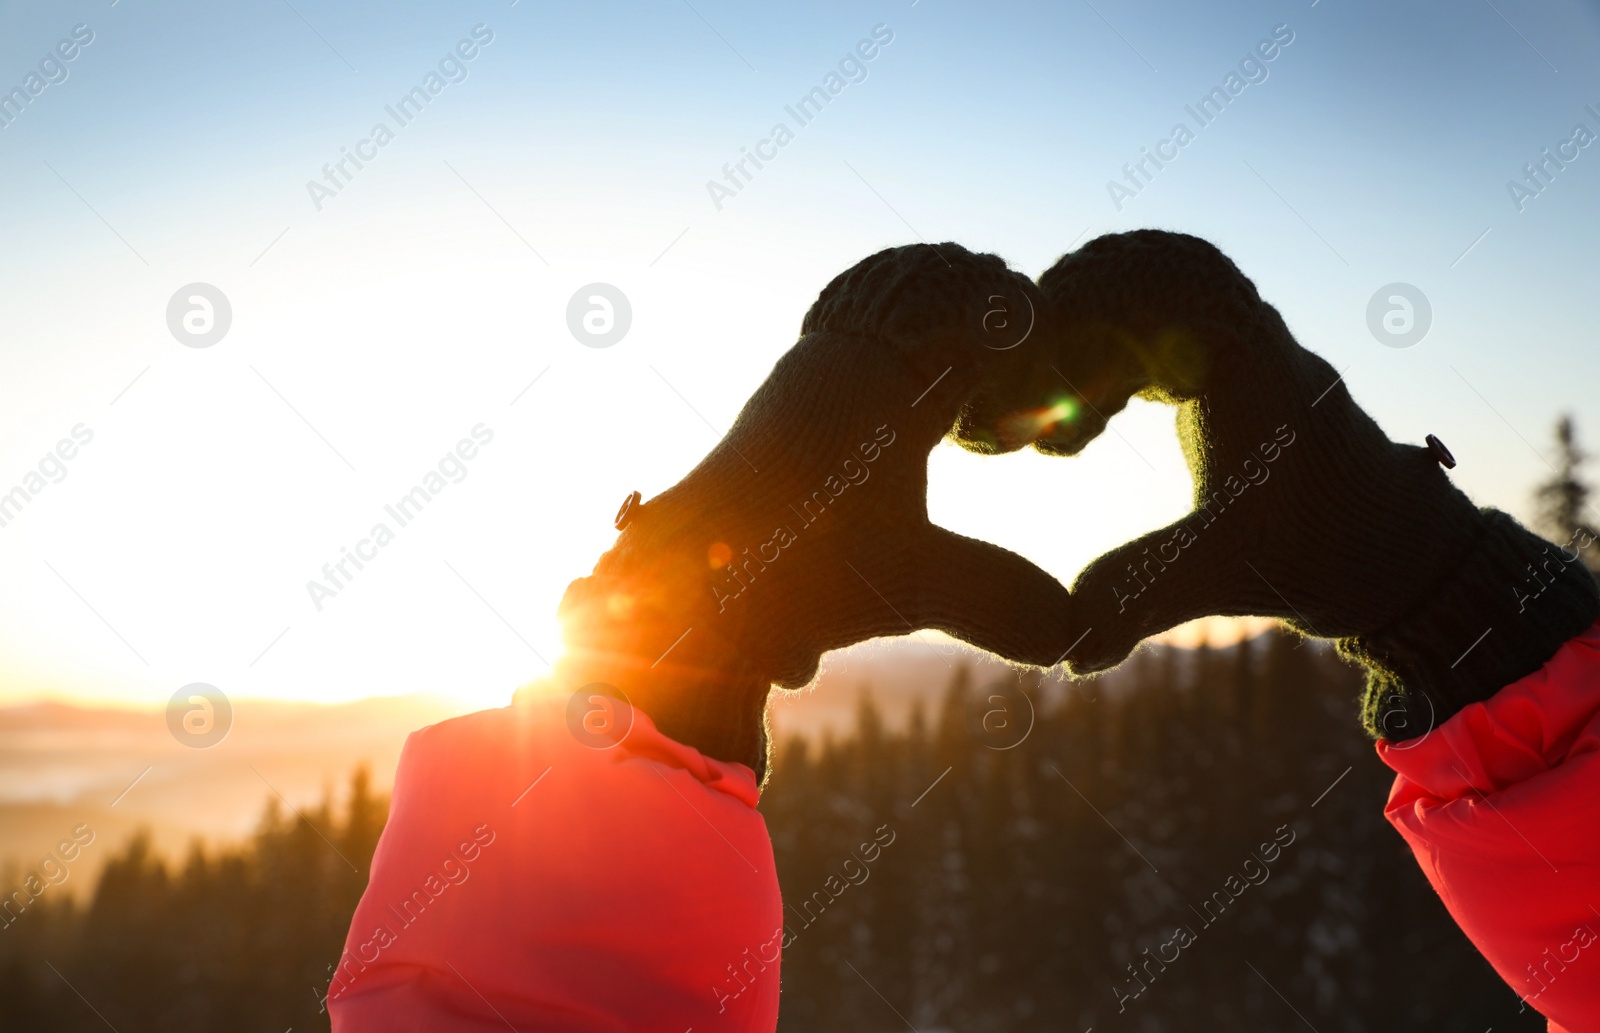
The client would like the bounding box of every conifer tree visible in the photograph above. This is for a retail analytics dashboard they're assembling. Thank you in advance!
[1535,414,1600,573]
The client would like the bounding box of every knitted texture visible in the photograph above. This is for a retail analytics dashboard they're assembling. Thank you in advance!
[1015,229,1598,741]
[558,243,1075,779]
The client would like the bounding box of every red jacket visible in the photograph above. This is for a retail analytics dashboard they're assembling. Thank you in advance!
[327,695,781,1032]
[1380,621,1600,1033]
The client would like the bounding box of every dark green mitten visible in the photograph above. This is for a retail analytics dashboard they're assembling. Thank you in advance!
[971,229,1597,741]
[558,242,1075,778]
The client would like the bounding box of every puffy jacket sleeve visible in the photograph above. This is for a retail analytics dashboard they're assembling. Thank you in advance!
[327,696,783,1033]
[1378,621,1600,1033]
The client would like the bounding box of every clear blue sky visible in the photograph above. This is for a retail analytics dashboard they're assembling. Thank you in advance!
[1,0,1597,707]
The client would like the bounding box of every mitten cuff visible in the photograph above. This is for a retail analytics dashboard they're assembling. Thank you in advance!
[1344,510,1599,741]
[556,575,774,781]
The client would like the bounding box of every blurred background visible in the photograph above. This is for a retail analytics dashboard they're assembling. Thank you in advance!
[1,0,1597,1028]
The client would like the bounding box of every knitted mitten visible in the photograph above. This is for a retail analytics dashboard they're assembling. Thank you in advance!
[557,242,1076,779]
[972,229,1597,741]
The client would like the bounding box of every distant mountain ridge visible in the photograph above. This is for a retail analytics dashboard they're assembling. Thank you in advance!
[0,692,471,894]
[0,636,1204,890]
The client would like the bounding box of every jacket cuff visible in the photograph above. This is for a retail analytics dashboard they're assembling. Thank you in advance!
[1343,510,1599,741]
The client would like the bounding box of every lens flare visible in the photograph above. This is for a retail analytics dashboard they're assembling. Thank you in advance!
[1000,396,1083,447]
[1043,396,1081,426]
